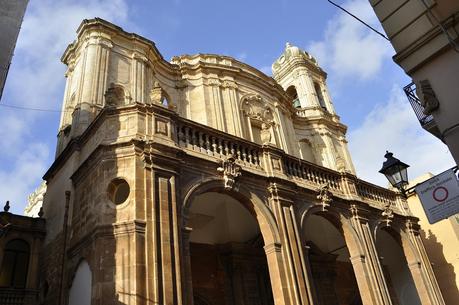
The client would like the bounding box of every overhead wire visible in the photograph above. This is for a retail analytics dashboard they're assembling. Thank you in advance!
[326,0,390,41]
[0,103,67,113]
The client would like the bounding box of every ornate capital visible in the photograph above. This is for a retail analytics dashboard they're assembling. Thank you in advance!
[217,154,242,190]
[222,80,238,89]
[317,183,332,211]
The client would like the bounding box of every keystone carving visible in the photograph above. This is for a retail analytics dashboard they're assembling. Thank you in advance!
[381,204,394,226]
[317,183,332,211]
[217,154,242,190]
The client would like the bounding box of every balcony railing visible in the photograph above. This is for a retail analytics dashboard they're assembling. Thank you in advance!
[403,82,441,139]
[403,82,434,126]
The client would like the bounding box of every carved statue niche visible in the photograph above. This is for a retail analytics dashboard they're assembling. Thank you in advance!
[241,94,276,145]
[416,79,439,115]
[105,83,129,106]
[149,81,176,111]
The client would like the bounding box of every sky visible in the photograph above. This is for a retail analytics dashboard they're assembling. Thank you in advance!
[0,0,454,215]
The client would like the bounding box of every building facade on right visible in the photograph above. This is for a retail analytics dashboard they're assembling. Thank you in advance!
[368,0,459,166]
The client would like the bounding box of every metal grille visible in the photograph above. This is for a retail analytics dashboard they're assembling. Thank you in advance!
[403,82,434,126]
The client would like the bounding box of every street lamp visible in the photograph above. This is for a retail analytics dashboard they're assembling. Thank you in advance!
[379,151,410,194]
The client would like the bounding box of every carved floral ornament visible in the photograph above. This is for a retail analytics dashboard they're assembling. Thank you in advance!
[217,154,242,190]
[317,183,332,211]
[241,94,274,123]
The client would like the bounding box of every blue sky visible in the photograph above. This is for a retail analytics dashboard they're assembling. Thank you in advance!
[0,0,454,215]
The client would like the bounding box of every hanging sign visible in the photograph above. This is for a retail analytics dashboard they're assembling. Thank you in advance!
[415,168,459,224]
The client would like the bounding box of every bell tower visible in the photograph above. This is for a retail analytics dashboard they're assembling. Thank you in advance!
[272,43,355,174]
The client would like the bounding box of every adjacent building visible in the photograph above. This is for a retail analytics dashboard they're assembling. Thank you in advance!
[368,0,459,166]
[0,0,29,101]
[0,18,448,305]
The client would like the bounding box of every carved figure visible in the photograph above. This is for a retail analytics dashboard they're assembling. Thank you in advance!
[217,154,242,190]
[381,204,394,226]
[317,183,332,211]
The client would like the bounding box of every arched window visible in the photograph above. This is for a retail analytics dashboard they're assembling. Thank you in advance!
[0,239,30,288]
[314,82,327,111]
[286,86,301,108]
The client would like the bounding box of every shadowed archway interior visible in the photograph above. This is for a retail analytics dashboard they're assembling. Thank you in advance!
[304,214,363,305]
[187,192,274,305]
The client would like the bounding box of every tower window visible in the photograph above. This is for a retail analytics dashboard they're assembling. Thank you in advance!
[286,86,301,108]
[0,239,30,288]
[314,82,327,111]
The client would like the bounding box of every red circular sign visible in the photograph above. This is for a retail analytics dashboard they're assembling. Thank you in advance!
[433,186,449,202]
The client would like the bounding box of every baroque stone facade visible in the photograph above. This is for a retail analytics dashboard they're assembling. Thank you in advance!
[1,18,447,305]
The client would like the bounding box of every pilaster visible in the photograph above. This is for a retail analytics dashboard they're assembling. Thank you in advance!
[268,183,310,305]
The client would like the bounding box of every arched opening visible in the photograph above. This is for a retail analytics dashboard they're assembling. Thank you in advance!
[376,228,422,305]
[286,85,301,108]
[303,214,362,305]
[0,239,30,288]
[187,191,274,305]
[68,260,92,305]
[313,82,327,111]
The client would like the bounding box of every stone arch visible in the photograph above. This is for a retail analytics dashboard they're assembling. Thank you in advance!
[104,83,131,106]
[68,259,92,305]
[300,204,367,305]
[374,224,423,305]
[182,178,280,246]
[181,178,290,305]
[286,85,300,108]
[300,204,365,257]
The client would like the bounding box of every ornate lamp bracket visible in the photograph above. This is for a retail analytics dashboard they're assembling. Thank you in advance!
[217,154,242,190]
[317,183,333,211]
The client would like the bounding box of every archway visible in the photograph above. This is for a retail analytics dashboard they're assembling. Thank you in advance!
[376,228,422,305]
[187,191,274,305]
[303,213,362,305]
[68,260,92,305]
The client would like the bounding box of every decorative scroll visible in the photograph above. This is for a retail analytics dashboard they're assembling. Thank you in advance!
[417,79,439,115]
[217,154,242,190]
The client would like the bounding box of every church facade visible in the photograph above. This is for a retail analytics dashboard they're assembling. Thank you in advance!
[0,18,447,305]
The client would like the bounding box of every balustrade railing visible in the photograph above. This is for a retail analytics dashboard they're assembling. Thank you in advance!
[356,180,397,206]
[152,106,400,211]
[0,289,38,305]
[176,120,262,169]
[284,156,343,192]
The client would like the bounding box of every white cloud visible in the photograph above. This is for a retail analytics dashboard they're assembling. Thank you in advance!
[0,144,49,215]
[349,86,455,187]
[308,0,393,80]
[0,0,129,214]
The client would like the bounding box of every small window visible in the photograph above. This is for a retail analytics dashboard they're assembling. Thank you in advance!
[107,178,130,205]
[0,239,30,288]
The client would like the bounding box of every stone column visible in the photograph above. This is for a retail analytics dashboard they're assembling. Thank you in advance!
[345,206,394,305]
[268,184,311,305]
[402,220,445,305]
[144,170,183,305]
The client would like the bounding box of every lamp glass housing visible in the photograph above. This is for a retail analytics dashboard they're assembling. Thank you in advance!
[379,151,410,189]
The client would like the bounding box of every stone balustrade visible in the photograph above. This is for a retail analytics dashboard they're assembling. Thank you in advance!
[157,105,403,214]
[0,289,38,305]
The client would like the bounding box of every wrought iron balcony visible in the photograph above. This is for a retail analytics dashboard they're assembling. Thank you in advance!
[403,82,441,139]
